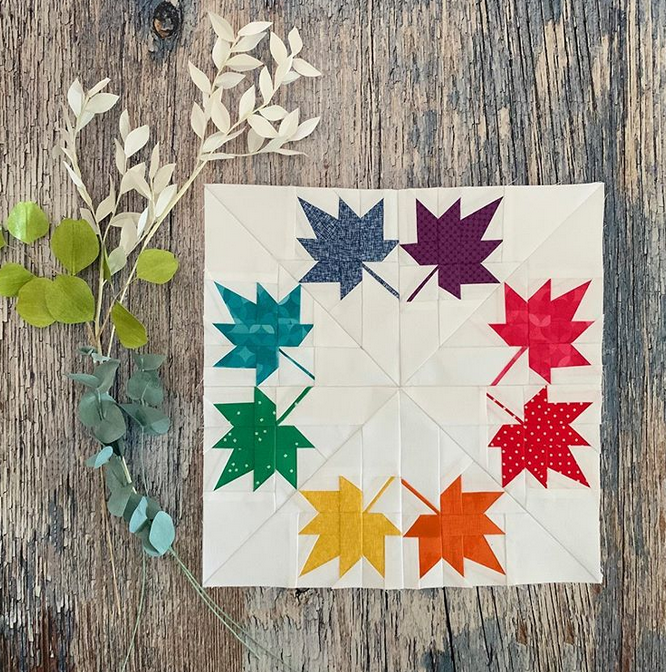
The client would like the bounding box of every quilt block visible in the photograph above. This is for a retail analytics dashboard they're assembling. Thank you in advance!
[203,183,604,588]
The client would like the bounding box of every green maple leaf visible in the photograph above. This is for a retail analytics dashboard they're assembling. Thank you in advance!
[213,387,314,490]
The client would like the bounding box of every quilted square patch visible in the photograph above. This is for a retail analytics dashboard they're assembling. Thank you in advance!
[203,184,604,588]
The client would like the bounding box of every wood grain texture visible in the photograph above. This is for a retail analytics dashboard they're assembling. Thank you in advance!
[0,0,662,670]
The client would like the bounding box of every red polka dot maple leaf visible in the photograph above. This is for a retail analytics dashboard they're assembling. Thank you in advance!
[402,477,505,577]
[489,280,594,385]
[487,388,592,487]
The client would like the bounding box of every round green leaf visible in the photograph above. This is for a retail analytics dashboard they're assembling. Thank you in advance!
[0,263,35,297]
[16,278,55,327]
[46,275,95,324]
[111,302,147,349]
[136,248,179,284]
[0,229,6,250]
[6,202,49,244]
[148,511,175,555]
[51,218,100,274]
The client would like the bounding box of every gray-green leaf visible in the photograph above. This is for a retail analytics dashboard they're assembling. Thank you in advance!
[148,511,175,555]
[134,353,166,371]
[127,371,164,406]
[121,403,170,435]
[129,497,149,533]
[107,485,133,517]
[85,445,114,468]
[5,202,49,244]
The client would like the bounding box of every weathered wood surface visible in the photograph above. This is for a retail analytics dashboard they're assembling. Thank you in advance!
[0,0,663,670]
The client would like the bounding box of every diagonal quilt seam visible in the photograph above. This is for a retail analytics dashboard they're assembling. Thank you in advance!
[203,388,401,585]
[402,183,604,387]
[206,185,402,386]
[401,386,600,581]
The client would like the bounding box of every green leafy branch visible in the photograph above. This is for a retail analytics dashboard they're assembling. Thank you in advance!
[0,11,321,670]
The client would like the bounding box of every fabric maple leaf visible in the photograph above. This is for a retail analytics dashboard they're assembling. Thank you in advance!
[401,198,502,301]
[489,280,593,384]
[213,387,313,490]
[402,477,504,578]
[297,197,399,298]
[487,388,592,487]
[213,282,313,384]
[299,476,400,577]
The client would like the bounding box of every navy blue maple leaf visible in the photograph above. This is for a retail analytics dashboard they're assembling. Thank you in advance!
[297,197,399,298]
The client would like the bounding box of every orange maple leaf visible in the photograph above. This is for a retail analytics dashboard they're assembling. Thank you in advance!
[403,477,505,577]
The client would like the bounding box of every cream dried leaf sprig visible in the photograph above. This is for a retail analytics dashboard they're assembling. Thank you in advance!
[1,13,320,671]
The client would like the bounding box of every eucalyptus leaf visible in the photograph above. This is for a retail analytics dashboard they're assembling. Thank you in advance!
[16,278,55,327]
[85,445,113,468]
[78,391,105,427]
[148,511,175,555]
[129,496,149,533]
[106,454,130,490]
[93,401,127,444]
[107,485,133,517]
[127,371,164,405]
[68,373,100,388]
[50,218,100,274]
[5,202,49,244]
[0,229,5,250]
[93,359,120,393]
[0,263,35,297]
[46,275,95,324]
[136,248,179,284]
[123,492,144,524]
[137,527,161,557]
[121,403,170,435]
[134,353,166,371]
[111,302,148,349]
[145,498,162,520]
[105,455,128,491]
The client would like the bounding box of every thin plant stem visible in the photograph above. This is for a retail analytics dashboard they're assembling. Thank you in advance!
[100,469,123,618]
[168,550,260,659]
[170,549,297,672]
[120,553,147,672]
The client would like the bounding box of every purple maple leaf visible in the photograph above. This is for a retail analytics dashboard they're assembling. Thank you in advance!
[402,198,503,300]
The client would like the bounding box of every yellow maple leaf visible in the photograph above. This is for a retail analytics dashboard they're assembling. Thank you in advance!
[299,476,400,577]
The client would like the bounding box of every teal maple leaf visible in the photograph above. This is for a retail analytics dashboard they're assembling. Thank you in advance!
[213,387,314,490]
[213,283,314,384]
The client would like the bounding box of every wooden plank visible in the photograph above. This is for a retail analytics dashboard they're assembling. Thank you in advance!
[1,0,664,670]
